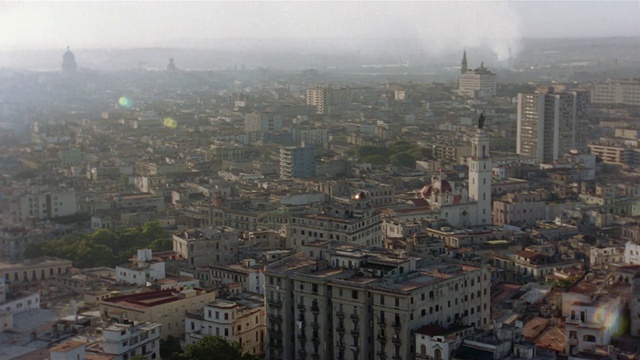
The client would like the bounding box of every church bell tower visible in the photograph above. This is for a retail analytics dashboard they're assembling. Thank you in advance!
[468,113,492,226]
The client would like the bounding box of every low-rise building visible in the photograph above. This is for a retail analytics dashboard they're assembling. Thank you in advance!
[87,321,161,360]
[100,287,217,340]
[185,295,265,357]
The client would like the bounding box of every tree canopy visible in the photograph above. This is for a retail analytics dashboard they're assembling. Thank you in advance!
[178,336,261,360]
[356,141,429,168]
[23,221,172,268]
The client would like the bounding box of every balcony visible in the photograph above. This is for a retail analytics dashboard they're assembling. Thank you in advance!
[337,311,345,319]
[350,313,359,321]
[392,335,401,345]
[377,319,386,328]
[297,332,306,341]
[377,351,387,360]
[377,333,387,342]
[568,337,578,345]
[311,323,320,330]
[337,324,345,334]
[299,348,307,357]
[270,328,283,336]
[297,302,306,311]
[311,305,320,313]
[337,343,346,350]
[350,328,360,337]
[268,298,283,307]
[350,345,359,352]
[392,322,401,330]
[269,314,283,322]
[269,342,283,350]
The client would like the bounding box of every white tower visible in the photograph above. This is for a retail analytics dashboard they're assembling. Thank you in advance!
[468,114,492,226]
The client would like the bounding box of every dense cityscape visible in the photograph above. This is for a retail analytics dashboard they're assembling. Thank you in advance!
[2,4,640,360]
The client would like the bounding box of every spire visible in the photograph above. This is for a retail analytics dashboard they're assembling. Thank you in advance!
[461,50,468,73]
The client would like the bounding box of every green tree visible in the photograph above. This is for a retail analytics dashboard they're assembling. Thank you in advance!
[390,152,416,168]
[142,221,167,242]
[361,154,388,166]
[160,335,183,360]
[179,336,260,360]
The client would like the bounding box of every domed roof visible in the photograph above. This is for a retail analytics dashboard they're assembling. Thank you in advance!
[62,46,77,72]
[420,180,452,197]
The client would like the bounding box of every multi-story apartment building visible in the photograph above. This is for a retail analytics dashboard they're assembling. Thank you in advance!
[591,79,640,106]
[1,186,77,225]
[100,287,217,340]
[458,52,497,98]
[306,86,352,114]
[172,227,239,267]
[244,112,283,133]
[285,201,383,249]
[185,296,266,356]
[516,86,589,163]
[280,144,315,179]
[86,321,161,360]
[264,241,491,360]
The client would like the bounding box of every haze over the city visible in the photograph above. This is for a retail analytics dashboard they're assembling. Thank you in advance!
[1,1,640,63]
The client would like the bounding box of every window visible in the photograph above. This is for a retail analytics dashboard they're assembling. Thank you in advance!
[380,295,384,305]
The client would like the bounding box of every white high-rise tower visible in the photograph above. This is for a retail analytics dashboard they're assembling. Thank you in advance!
[468,113,492,226]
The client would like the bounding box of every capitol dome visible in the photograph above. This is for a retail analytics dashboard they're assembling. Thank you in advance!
[62,46,77,72]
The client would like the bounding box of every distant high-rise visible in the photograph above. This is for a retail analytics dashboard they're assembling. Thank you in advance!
[62,46,77,72]
[458,52,496,98]
[167,58,177,71]
[306,86,351,115]
[516,86,589,164]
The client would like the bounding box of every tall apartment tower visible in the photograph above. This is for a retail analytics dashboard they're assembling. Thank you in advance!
[280,143,316,179]
[468,115,492,226]
[306,86,352,114]
[516,86,589,164]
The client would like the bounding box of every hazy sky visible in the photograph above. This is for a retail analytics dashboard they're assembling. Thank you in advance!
[1,1,639,59]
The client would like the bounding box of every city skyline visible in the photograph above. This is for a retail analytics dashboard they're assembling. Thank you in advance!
[1,1,640,62]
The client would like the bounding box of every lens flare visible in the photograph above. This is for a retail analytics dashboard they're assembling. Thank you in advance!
[163,117,177,129]
[118,96,133,109]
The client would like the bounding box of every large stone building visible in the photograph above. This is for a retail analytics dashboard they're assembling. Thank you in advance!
[458,51,497,98]
[264,241,491,360]
[172,227,239,267]
[100,287,217,340]
[591,79,640,106]
[516,86,589,164]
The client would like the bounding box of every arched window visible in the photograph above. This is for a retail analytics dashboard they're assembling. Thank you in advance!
[435,348,442,360]
[421,345,427,355]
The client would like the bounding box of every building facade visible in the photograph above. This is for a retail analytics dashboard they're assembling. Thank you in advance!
[264,241,491,360]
